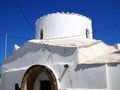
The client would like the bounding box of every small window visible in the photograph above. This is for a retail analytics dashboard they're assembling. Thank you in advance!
[86,29,90,38]
[40,29,43,39]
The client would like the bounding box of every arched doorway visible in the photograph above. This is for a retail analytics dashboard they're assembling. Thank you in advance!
[21,65,58,90]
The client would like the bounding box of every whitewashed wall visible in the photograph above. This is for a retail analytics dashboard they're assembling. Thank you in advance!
[106,63,120,90]
[1,42,120,90]
[36,13,93,39]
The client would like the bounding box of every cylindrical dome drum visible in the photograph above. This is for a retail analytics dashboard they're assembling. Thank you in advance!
[35,12,93,39]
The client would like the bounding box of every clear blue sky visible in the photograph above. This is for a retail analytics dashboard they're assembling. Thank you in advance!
[0,0,120,65]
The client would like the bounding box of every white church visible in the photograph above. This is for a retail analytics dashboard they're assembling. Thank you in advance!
[1,12,120,90]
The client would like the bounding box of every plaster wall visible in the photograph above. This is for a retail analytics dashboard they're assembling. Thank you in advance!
[1,64,108,90]
[2,43,107,90]
[1,69,26,90]
[77,42,116,64]
[2,42,77,70]
[2,43,77,90]
[59,64,107,89]
[106,63,120,90]
[2,43,120,90]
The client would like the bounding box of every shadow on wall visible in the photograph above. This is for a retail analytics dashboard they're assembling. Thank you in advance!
[74,63,120,71]
[113,50,120,54]
[3,42,46,64]
[74,64,105,71]
[59,68,68,81]
[107,63,120,67]
[4,42,76,64]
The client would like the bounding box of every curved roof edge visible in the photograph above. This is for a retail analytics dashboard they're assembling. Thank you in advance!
[35,12,92,25]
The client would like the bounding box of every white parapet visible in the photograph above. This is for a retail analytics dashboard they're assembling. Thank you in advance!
[35,12,93,40]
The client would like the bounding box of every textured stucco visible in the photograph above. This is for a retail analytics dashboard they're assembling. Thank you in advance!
[1,41,120,90]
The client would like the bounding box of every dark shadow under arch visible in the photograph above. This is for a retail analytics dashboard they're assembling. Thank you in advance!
[21,65,58,90]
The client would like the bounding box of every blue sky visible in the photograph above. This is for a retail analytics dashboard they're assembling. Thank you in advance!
[0,0,120,65]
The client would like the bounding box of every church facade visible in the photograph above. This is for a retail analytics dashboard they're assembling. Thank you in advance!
[1,13,120,90]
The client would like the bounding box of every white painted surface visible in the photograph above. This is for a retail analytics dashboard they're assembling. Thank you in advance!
[1,38,120,90]
[106,64,120,90]
[13,44,20,52]
[77,42,118,64]
[28,37,100,48]
[1,39,120,90]
[36,12,93,39]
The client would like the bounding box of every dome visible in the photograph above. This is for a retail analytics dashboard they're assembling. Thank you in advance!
[35,12,93,40]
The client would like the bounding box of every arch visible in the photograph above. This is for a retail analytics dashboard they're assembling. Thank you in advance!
[21,65,58,90]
